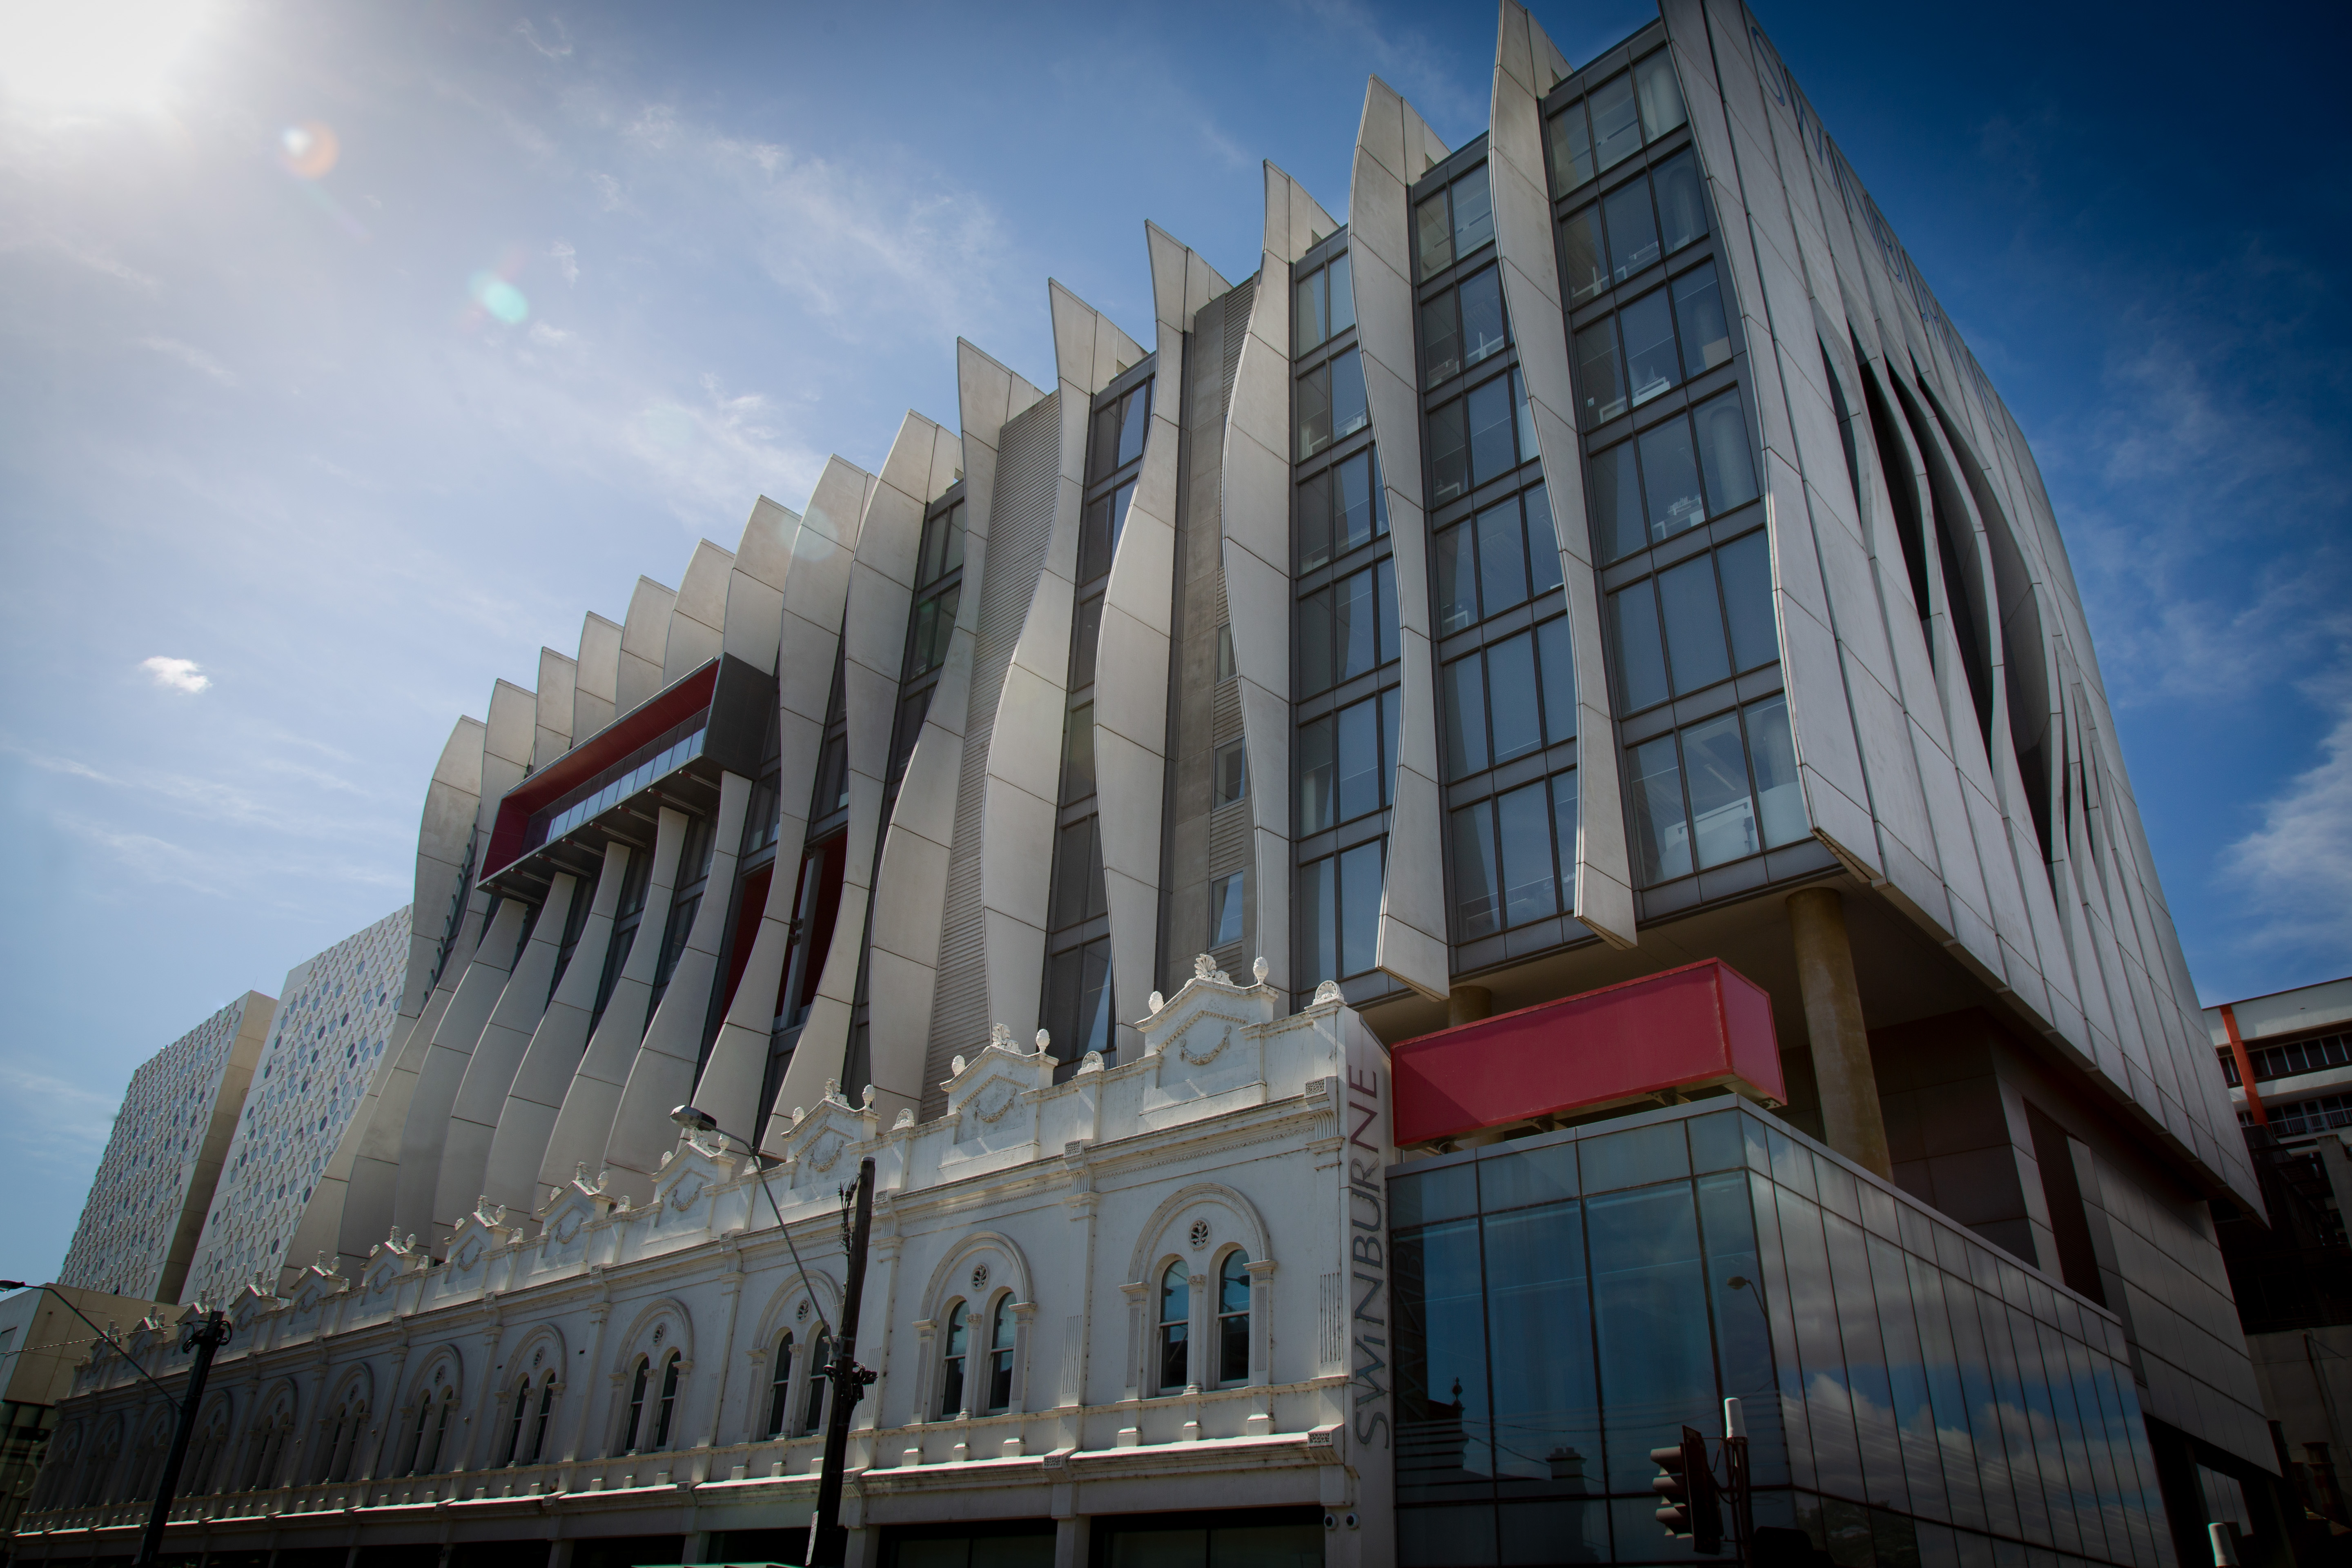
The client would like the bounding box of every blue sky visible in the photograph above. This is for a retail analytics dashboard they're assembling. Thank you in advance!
[1,0,2344,1285]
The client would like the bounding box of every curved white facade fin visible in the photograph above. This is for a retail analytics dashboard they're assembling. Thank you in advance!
[723,494,803,670]
[617,576,678,713]
[663,539,737,687]
[391,894,527,1250]
[574,611,623,742]
[534,648,578,766]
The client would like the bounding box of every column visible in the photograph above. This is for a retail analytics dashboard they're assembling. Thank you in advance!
[1786,886,1891,1178]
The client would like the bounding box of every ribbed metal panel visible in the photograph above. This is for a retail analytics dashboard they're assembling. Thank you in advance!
[925,390,1061,1106]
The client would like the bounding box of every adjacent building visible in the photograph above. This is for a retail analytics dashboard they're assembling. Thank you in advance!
[16,3,2285,1566]
[0,1286,171,1547]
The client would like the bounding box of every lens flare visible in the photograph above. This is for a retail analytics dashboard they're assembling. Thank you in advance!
[278,121,339,179]
[468,271,528,326]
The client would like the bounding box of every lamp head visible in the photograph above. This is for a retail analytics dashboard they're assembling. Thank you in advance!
[670,1105,719,1134]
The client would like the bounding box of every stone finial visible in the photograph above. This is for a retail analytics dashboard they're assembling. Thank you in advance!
[823,1077,840,1102]
[950,1055,967,1078]
[1252,955,1269,983]
[1313,979,1343,1004]
[1079,1051,1105,1075]
[575,1163,590,1184]
[989,1022,1015,1051]
[1034,1029,1051,1055]
[791,1107,805,1123]
[1147,990,1163,1014]
[893,1107,916,1130]
[861,1083,877,1109]
[404,1234,417,1250]
[1193,953,1216,979]
[388,1223,401,1247]
[594,1168,610,1192]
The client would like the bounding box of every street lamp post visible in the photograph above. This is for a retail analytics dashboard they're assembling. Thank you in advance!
[668,1107,877,1566]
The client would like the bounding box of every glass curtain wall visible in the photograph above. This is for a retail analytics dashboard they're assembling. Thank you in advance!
[1542,32,1806,913]
[1291,229,1401,996]
[1044,365,1152,1070]
[1408,146,1588,974]
[1390,1100,2167,1568]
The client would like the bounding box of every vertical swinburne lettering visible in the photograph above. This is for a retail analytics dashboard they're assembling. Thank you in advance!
[1343,1126,1389,1450]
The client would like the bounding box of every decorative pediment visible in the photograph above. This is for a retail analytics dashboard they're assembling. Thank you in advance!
[1137,956,1283,1116]
[445,1196,521,1275]
[363,1226,429,1294]
[777,1081,880,1195]
[650,1135,735,1223]
[289,1254,347,1314]
[538,1169,617,1252]
[938,1025,1055,1158]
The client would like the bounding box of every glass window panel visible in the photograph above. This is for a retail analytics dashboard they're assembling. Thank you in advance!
[1602,178,1659,284]
[1635,52,1688,140]
[1637,415,1706,540]
[1383,686,1401,806]
[1298,586,1334,696]
[1052,817,1100,928]
[1444,652,1490,780]
[909,595,941,675]
[1481,1142,1578,1208]
[1548,104,1595,196]
[1339,839,1383,974]
[1559,206,1605,304]
[1429,400,1470,505]
[1396,1218,1495,1504]
[1652,150,1708,256]
[1452,168,1494,258]
[1537,617,1577,745]
[1209,872,1245,948]
[1296,363,1332,459]
[1718,531,1777,670]
[1682,711,1759,868]
[1459,266,1508,370]
[1296,268,1327,356]
[918,512,947,585]
[1300,857,1337,990]
[1468,374,1517,487]
[1582,1122,1692,1192]
[1090,402,1120,479]
[1394,1162,1481,1228]
[1588,74,1642,172]
[1331,348,1370,442]
[1079,496,1114,584]
[1629,733,1692,883]
[1587,1181,1712,1490]
[1215,739,1248,805]
[1591,441,1645,561]
[1487,632,1541,764]
[1484,1204,1600,1500]
[1379,557,1401,665]
[1822,1212,1907,1512]
[1573,318,1625,428]
[1334,568,1377,683]
[1436,522,1478,634]
[1524,487,1562,596]
[1422,289,1462,389]
[941,503,966,577]
[1075,938,1114,1057]
[1774,1186,1864,1501]
[1608,582,1669,713]
[1063,701,1096,800]
[1657,555,1731,695]
[1671,261,1731,376]
[1514,370,1537,472]
[1475,499,1529,615]
[1415,192,1454,277]
[1620,287,1680,408]
[1117,384,1150,466]
[1452,800,1500,939]
[1298,715,1335,834]
[1336,450,1381,554]
[1297,468,1332,573]
[1695,391,1760,512]
[1072,592,1103,689]
[1328,253,1355,336]
[1496,781,1558,925]
[925,585,960,668]
[1337,697,1381,822]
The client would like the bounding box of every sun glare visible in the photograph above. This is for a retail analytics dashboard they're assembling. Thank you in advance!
[0,0,216,116]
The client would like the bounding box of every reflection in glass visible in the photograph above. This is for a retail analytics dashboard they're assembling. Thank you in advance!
[1337,697,1381,821]
[1621,288,1679,408]
[1672,263,1730,379]
[1559,207,1605,303]
[1436,523,1477,634]
[1696,391,1760,512]
[1638,416,1706,540]
[1336,567,1376,682]
[1658,554,1731,695]
[1497,781,1557,924]
[1452,169,1494,259]
[1610,582,1668,713]
[1209,872,1244,948]
[1635,51,1688,140]
[1588,1182,1713,1490]
[1445,653,1489,780]
[1460,266,1508,370]
[1630,734,1691,882]
[1339,839,1383,973]
[1158,1261,1190,1392]
[1718,531,1777,670]
[1378,558,1401,665]
[1417,193,1454,277]
[1331,348,1370,444]
[1298,586,1333,695]
[1116,384,1150,467]
[1423,289,1462,388]
[1476,500,1529,615]
[1526,488,1563,595]
[1396,1219,1494,1500]
[1328,253,1355,336]
[1296,468,1332,572]
[1296,364,1332,459]
[1538,617,1576,744]
[1430,400,1470,505]
[1487,632,1541,764]
[1300,856,1336,988]
[1452,800,1500,939]
[1654,151,1708,256]
[1602,180,1660,282]
[1592,442,1644,561]
[1468,374,1517,488]
[1336,449,1383,554]
[1588,74,1642,172]
[1485,1204,1597,1494]
[1682,712,1757,868]
[1217,1251,1252,1385]
[1550,771,1579,909]
[1297,716,1334,833]
[1296,269,1327,357]
[1574,319,1625,427]
[1548,102,1595,196]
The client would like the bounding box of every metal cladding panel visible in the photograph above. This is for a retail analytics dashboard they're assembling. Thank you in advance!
[1391,959,1783,1145]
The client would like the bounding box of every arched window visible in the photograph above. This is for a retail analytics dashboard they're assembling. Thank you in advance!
[767,1333,795,1437]
[621,1356,651,1453]
[986,1297,1016,1414]
[1217,1251,1252,1385]
[419,1391,454,1474]
[651,1350,683,1450]
[1157,1261,1190,1392]
[801,1331,830,1435]
[938,1301,968,1418]
[327,1401,365,1482]
[405,1399,432,1475]
[528,1376,556,1464]
[503,1376,532,1465]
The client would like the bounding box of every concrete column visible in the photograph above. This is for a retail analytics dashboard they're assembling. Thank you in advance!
[1786,887,1891,1179]
[1447,986,1492,1028]
[1054,1515,1091,1568]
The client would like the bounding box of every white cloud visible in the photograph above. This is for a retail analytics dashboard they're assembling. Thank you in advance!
[549,238,578,283]
[2223,664,2352,969]
[134,334,236,385]
[140,654,211,693]
[515,17,572,60]
[528,320,576,348]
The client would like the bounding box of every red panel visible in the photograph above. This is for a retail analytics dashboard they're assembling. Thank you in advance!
[1391,960,1784,1147]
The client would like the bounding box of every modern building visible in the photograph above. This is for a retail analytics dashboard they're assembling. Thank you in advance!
[16,2,2285,1566]
[0,1286,171,1549]
[56,993,274,1305]
[183,907,414,1305]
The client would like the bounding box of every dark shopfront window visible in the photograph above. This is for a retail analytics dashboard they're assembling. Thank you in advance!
[1388,1101,2168,1568]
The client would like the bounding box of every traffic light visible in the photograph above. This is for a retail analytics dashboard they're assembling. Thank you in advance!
[1650,1425,1724,1555]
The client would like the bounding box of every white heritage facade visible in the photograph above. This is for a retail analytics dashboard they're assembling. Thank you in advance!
[20,969,1397,1568]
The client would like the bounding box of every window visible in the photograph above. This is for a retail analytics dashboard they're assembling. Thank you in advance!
[1422,264,1509,389]
[1557,150,1707,304]
[1415,165,1495,278]
[1299,838,1384,984]
[1441,620,1577,780]
[504,1376,531,1465]
[906,584,960,675]
[1296,558,1400,697]
[621,1357,650,1453]
[1451,771,1579,938]
[1061,701,1096,800]
[651,1350,682,1449]
[987,1297,1017,1414]
[528,1377,555,1465]
[1049,816,1107,929]
[1089,383,1152,476]
[939,1301,969,1418]
[1428,368,1538,506]
[1606,530,1776,712]
[419,1391,453,1474]
[1626,695,1804,885]
[889,687,932,781]
[1296,348,1370,459]
[1217,1251,1252,1385]
[1571,261,1729,429]
[1209,872,1245,948]
[1214,740,1248,806]
[802,1331,830,1435]
[1591,390,1760,560]
[1078,482,1138,583]
[1157,1262,1190,1393]
[1215,623,1236,682]
[767,1332,795,1437]
[1045,938,1113,1060]
[916,501,967,589]
[1547,51,1688,198]
[1434,486,1564,634]
[1294,252,1356,356]
[1298,688,1400,831]
[1297,448,1388,572]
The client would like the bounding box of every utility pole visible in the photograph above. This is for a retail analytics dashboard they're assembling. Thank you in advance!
[135,1308,233,1567]
[809,1156,877,1568]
